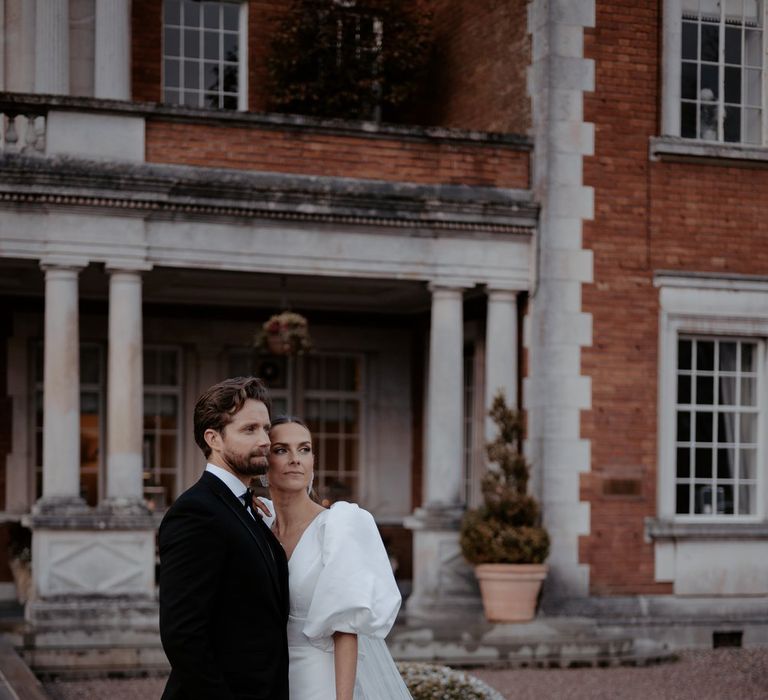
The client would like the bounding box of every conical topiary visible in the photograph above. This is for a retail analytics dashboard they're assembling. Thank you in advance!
[459,391,550,565]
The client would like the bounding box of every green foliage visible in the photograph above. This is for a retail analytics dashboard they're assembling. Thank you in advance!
[397,662,505,700]
[267,0,433,121]
[459,392,550,565]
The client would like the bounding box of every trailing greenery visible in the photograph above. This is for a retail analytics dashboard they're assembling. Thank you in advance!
[267,0,432,121]
[460,391,550,565]
[397,662,505,700]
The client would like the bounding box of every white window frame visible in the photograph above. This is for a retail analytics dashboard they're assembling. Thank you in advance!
[656,273,768,523]
[162,0,249,111]
[662,0,767,144]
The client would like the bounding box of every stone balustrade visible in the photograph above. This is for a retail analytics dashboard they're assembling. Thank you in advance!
[1,111,45,154]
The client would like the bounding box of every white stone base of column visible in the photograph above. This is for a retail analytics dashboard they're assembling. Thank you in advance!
[23,598,165,675]
[404,506,482,621]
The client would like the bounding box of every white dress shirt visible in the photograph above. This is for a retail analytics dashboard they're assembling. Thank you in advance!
[205,463,253,514]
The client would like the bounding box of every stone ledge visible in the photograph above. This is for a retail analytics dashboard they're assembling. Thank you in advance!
[650,136,768,167]
[645,517,768,541]
[0,92,531,149]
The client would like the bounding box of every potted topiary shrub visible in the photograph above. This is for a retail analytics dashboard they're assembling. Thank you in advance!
[459,391,550,622]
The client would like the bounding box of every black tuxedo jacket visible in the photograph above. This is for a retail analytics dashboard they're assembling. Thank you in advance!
[159,470,289,700]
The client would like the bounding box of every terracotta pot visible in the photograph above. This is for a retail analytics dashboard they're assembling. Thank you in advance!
[474,563,548,622]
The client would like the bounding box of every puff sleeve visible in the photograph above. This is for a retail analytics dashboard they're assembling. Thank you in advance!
[302,502,401,651]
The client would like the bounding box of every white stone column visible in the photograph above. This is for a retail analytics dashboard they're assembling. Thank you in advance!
[406,282,481,620]
[95,0,131,100]
[105,267,145,506]
[485,288,518,441]
[34,0,70,95]
[424,284,465,507]
[40,260,84,503]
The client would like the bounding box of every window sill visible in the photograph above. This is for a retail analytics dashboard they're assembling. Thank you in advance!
[650,136,768,167]
[645,517,768,541]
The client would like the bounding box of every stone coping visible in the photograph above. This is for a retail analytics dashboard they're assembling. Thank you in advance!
[0,92,531,149]
[644,517,768,541]
[650,136,768,167]
[0,153,537,232]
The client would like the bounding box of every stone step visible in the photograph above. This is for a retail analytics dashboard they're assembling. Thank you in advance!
[389,616,675,668]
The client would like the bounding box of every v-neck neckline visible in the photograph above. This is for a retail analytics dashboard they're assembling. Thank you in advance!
[283,509,327,563]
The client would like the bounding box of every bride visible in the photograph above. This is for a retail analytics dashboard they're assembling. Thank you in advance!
[256,416,412,700]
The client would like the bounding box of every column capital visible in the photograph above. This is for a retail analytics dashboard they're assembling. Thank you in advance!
[486,287,521,301]
[105,260,153,274]
[427,279,475,294]
[39,256,88,273]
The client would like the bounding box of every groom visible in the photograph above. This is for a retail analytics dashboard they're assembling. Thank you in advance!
[159,377,289,700]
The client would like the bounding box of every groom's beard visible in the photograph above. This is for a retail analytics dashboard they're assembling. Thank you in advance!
[222,447,268,477]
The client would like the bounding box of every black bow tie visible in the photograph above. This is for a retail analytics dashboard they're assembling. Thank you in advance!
[240,488,254,512]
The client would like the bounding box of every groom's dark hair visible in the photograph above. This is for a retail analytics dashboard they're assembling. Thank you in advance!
[194,376,272,458]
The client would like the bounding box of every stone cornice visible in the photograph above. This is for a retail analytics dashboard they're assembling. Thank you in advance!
[0,154,538,234]
[0,92,532,150]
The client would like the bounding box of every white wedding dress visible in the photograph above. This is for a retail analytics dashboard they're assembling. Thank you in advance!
[261,500,412,700]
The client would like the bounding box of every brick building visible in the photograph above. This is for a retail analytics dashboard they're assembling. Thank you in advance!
[0,0,766,666]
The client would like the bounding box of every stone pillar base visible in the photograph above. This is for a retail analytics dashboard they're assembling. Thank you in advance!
[23,597,165,676]
[21,505,162,674]
[404,506,482,622]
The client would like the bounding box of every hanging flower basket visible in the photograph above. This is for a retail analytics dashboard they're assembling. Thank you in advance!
[255,311,312,356]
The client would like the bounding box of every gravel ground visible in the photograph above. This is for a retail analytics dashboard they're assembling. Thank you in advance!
[42,648,768,700]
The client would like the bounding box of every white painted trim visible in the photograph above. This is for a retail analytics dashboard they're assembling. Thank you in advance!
[238,1,248,112]
[656,281,768,523]
[662,0,682,136]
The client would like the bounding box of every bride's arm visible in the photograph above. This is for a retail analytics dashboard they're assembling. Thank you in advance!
[333,631,358,700]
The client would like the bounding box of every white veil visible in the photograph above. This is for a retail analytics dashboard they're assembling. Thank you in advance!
[354,635,412,699]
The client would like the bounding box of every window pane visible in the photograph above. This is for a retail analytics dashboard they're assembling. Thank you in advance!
[343,400,360,432]
[740,412,756,443]
[741,342,756,371]
[745,68,762,105]
[678,374,692,404]
[738,484,755,515]
[184,28,200,58]
[701,24,720,61]
[166,59,180,88]
[677,447,691,478]
[683,21,699,59]
[744,107,761,143]
[679,339,693,370]
[696,341,715,370]
[700,102,718,139]
[184,61,200,90]
[682,61,699,100]
[724,66,742,103]
[158,351,178,385]
[204,31,219,60]
[341,357,359,391]
[677,411,691,441]
[719,484,735,514]
[695,447,713,478]
[160,434,177,469]
[682,101,698,137]
[718,376,737,405]
[740,377,757,405]
[696,375,714,404]
[324,401,341,431]
[223,94,238,110]
[223,3,239,30]
[203,3,220,28]
[700,63,720,98]
[694,483,713,514]
[272,397,288,416]
[165,0,181,25]
[745,28,762,65]
[718,412,736,443]
[205,61,219,91]
[725,26,742,64]
[717,447,735,478]
[739,448,757,479]
[695,411,714,442]
[165,27,181,57]
[344,438,358,470]
[182,0,200,26]
[160,396,178,428]
[724,105,742,141]
[256,357,288,389]
[676,483,691,514]
[719,342,737,371]
[223,32,238,61]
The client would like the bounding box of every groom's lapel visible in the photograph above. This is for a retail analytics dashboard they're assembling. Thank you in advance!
[201,472,282,602]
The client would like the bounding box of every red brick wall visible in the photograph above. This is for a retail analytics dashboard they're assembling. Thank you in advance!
[132,0,162,103]
[423,0,531,132]
[146,119,530,188]
[582,0,768,595]
[581,0,669,596]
